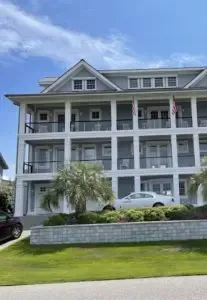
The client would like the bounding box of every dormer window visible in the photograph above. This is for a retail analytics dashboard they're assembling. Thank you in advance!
[143,78,151,88]
[155,77,163,88]
[73,80,83,90]
[129,78,138,89]
[73,78,96,91]
[168,77,177,87]
[86,79,96,90]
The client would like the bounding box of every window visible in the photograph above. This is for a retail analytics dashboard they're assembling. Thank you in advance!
[139,143,143,155]
[129,78,138,88]
[40,186,47,193]
[168,77,177,87]
[155,77,163,87]
[152,183,161,194]
[86,79,96,90]
[179,181,186,196]
[151,111,159,119]
[39,113,48,122]
[178,141,189,153]
[138,108,144,119]
[90,109,101,120]
[37,148,49,168]
[200,142,207,153]
[102,144,111,156]
[143,78,151,88]
[73,80,83,90]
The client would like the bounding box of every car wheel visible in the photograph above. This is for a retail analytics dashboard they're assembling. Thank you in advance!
[153,202,164,208]
[11,224,23,239]
[102,205,116,211]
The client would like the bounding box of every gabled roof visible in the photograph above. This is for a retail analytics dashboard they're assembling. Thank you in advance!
[0,153,8,169]
[42,59,122,93]
[184,68,207,88]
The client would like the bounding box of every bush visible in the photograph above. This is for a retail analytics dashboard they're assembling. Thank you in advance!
[123,209,144,222]
[78,212,100,224]
[164,205,190,220]
[99,211,126,223]
[143,208,166,221]
[44,213,69,226]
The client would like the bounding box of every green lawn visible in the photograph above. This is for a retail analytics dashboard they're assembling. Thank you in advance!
[1,238,207,285]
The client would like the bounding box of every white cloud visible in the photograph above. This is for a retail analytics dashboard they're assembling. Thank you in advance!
[3,163,16,181]
[0,1,206,69]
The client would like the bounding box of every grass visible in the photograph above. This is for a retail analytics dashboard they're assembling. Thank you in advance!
[1,238,207,285]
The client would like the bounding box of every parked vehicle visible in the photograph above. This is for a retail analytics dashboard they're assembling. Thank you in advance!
[103,192,175,210]
[0,210,23,242]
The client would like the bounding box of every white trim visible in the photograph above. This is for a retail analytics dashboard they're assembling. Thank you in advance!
[146,141,171,156]
[184,69,207,88]
[37,110,49,122]
[102,144,111,156]
[35,146,50,169]
[177,140,189,153]
[128,77,139,89]
[167,76,178,88]
[82,144,97,160]
[89,108,102,121]
[42,60,122,93]
[100,67,204,74]
[72,78,97,91]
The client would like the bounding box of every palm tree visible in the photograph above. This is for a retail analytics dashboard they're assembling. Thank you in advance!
[41,162,114,215]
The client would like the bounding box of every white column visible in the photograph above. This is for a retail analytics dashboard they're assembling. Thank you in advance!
[19,102,27,134]
[65,100,71,133]
[17,139,25,174]
[62,196,69,213]
[191,96,198,128]
[173,174,180,204]
[171,134,178,168]
[133,136,140,169]
[169,96,176,129]
[133,98,138,130]
[64,136,71,167]
[193,133,200,167]
[14,179,24,217]
[112,137,117,171]
[112,177,118,198]
[134,175,141,193]
[111,100,117,131]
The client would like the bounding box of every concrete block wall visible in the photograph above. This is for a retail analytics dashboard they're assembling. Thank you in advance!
[30,220,207,245]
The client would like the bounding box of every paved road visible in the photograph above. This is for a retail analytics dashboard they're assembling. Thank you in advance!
[0,276,207,300]
[0,231,30,251]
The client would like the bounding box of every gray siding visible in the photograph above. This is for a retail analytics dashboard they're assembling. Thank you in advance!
[197,101,207,117]
[73,104,110,121]
[105,75,128,89]
[118,177,134,198]
[117,103,132,119]
[194,76,207,88]
[177,72,200,88]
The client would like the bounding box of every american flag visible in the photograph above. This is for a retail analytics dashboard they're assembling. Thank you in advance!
[172,95,177,115]
[132,97,136,116]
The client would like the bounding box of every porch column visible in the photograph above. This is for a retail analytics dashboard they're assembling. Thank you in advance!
[133,98,138,130]
[173,174,180,204]
[111,100,117,131]
[62,196,69,213]
[14,179,24,217]
[17,139,25,175]
[133,136,140,169]
[65,100,71,133]
[134,175,141,193]
[191,96,198,128]
[193,133,200,167]
[169,96,176,129]
[112,137,117,171]
[64,136,71,167]
[171,134,178,168]
[112,177,118,198]
[19,102,27,134]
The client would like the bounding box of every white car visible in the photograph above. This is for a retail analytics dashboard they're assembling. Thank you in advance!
[103,192,175,210]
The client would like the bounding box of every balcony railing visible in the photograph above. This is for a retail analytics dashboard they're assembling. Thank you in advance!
[117,157,134,169]
[140,156,172,169]
[23,161,64,173]
[25,122,65,133]
[198,117,207,127]
[176,117,192,128]
[117,119,133,130]
[70,120,111,132]
[138,118,171,129]
[71,158,111,170]
[178,155,195,167]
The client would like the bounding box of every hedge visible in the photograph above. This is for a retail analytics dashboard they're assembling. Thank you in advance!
[43,205,207,226]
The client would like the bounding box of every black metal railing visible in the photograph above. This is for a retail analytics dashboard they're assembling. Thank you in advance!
[138,118,171,129]
[70,120,111,132]
[176,117,192,128]
[177,154,195,167]
[71,158,111,170]
[23,161,64,173]
[117,157,134,169]
[198,116,207,127]
[25,122,65,133]
[117,119,133,130]
[140,156,172,169]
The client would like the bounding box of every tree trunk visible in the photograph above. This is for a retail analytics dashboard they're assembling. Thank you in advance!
[75,198,87,217]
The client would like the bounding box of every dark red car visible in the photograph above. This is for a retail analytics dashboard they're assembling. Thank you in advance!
[0,210,23,242]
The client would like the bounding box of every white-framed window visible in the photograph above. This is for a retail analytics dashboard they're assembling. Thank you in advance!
[155,77,163,88]
[90,109,101,121]
[73,79,83,90]
[102,144,111,156]
[40,186,47,193]
[138,108,144,119]
[38,111,49,122]
[178,141,189,153]
[86,79,96,90]
[142,78,151,88]
[179,181,187,196]
[36,147,50,169]
[129,78,138,89]
[73,78,96,91]
[167,76,177,87]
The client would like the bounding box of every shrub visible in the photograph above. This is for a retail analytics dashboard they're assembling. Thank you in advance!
[123,209,144,222]
[44,213,69,226]
[143,208,165,221]
[98,211,125,223]
[78,212,100,224]
[164,205,190,220]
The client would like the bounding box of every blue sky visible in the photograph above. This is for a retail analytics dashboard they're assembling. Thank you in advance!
[1,0,207,179]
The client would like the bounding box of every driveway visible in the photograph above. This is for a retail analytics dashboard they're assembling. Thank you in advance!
[0,230,30,251]
[0,276,207,300]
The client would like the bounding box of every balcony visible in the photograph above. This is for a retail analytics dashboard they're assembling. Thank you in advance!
[25,122,65,133]
[117,119,133,130]
[140,156,172,169]
[198,117,207,127]
[138,118,171,129]
[176,117,192,128]
[178,155,195,167]
[117,157,134,169]
[23,161,64,173]
[71,158,111,170]
[70,120,111,132]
